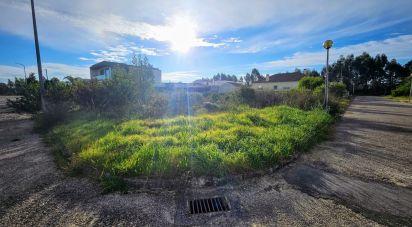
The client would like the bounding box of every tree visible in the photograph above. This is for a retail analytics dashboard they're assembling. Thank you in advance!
[244,73,252,86]
[404,60,412,75]
[212,73,238,82]
[298,76,324,90]
[251,68,264,82]
[7,73,41,113]
[386,59,406,91]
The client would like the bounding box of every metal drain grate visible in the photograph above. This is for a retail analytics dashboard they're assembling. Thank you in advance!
[188,197,230,214]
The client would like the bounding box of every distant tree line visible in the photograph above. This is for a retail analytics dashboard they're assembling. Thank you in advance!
[240,53,411,96]
[321,52,411,95]
[212,73,238,82]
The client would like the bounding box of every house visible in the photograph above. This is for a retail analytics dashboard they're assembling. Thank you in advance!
[211,81,242,93]
[89,61,162,84]
[252,72,304,91]
[193,79,242,93]
[155,79,241,94]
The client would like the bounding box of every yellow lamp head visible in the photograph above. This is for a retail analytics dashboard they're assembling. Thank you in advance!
[323,40,333,49]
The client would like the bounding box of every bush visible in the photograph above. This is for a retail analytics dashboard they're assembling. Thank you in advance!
[203,92,241,112]
[141,94,168,118]
[7,74,41,113]
[0,80,15,95]
[329,82,348,98]
[279,89,323,110]
[391,78,411,97]
[203,102,220,112]
[328,96,350,116]
[253,90,283,108]
[298,76,324,90]
[238,86,256,105]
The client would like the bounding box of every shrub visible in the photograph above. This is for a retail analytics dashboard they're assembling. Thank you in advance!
[298,76,324,90]
[329,82,348,98]
[328,96,349,116]
[0,80,15,95]
[253,90,283,108]
[279,89,323,110]
[7,74,41,113]
[203,102,220,112]
[238,86,256,105]
[250,89,323,111]
[391,78,411,97]
[203,91,241,112]
[141,94,168,118]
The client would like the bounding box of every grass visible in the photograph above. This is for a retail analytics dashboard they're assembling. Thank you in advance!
[386,95,411,103]
[48,105,333,178]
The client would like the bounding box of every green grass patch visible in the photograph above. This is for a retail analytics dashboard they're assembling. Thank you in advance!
[386,95,411,103]
[49,105,333,178]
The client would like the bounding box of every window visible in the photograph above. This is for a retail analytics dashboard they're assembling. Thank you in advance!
[273,85,278,90]
[99,69,104,75]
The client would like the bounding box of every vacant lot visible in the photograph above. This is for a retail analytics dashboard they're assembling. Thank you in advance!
[49,106,332,178]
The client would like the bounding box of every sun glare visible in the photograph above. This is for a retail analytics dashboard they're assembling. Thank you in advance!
[168,17,198,53]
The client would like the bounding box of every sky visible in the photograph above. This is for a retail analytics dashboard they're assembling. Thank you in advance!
[0,0,411,83]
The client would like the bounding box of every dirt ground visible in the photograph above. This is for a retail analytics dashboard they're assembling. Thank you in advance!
[0,96,411,226]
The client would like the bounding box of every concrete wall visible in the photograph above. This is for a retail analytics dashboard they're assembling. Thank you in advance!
[251,81,298,91]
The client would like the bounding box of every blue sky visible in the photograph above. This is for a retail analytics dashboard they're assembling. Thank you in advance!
[0,0,411,83]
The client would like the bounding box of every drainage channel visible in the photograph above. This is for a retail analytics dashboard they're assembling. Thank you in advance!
[188,197,230,215]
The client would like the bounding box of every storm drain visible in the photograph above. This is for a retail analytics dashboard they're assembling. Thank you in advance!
[188,197,230,215]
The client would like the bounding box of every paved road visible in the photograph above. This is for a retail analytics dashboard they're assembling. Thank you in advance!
[0,96,411,226]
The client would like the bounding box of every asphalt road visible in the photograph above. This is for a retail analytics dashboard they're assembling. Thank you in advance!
[0,96,411,226]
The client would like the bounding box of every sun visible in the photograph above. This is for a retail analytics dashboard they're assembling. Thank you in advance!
[168,17,198,53]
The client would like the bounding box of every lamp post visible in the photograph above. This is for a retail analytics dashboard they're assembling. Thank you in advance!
[15,63,27,79]
[323,39,333,110]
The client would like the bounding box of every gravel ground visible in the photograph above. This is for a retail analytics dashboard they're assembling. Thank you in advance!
[0,96,411,226]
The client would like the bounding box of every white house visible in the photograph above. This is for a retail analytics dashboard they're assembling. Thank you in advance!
[192,79,242,93]
[90,61,162,84]
[252,72,304,91]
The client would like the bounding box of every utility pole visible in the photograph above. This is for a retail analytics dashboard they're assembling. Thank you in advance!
[15,63,27,79]
[323,40,333,110]
[30,0,46,111]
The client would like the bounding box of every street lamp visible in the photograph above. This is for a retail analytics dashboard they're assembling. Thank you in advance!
[323,39,333,110]
[15,63,27,79]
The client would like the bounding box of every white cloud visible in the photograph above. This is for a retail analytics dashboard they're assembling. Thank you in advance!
[260,35,412,69]
[80,43,169,63]
[223,37,242,43]
[1,0,411,54]
[0,63,89,82]
[163,71,203,83]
